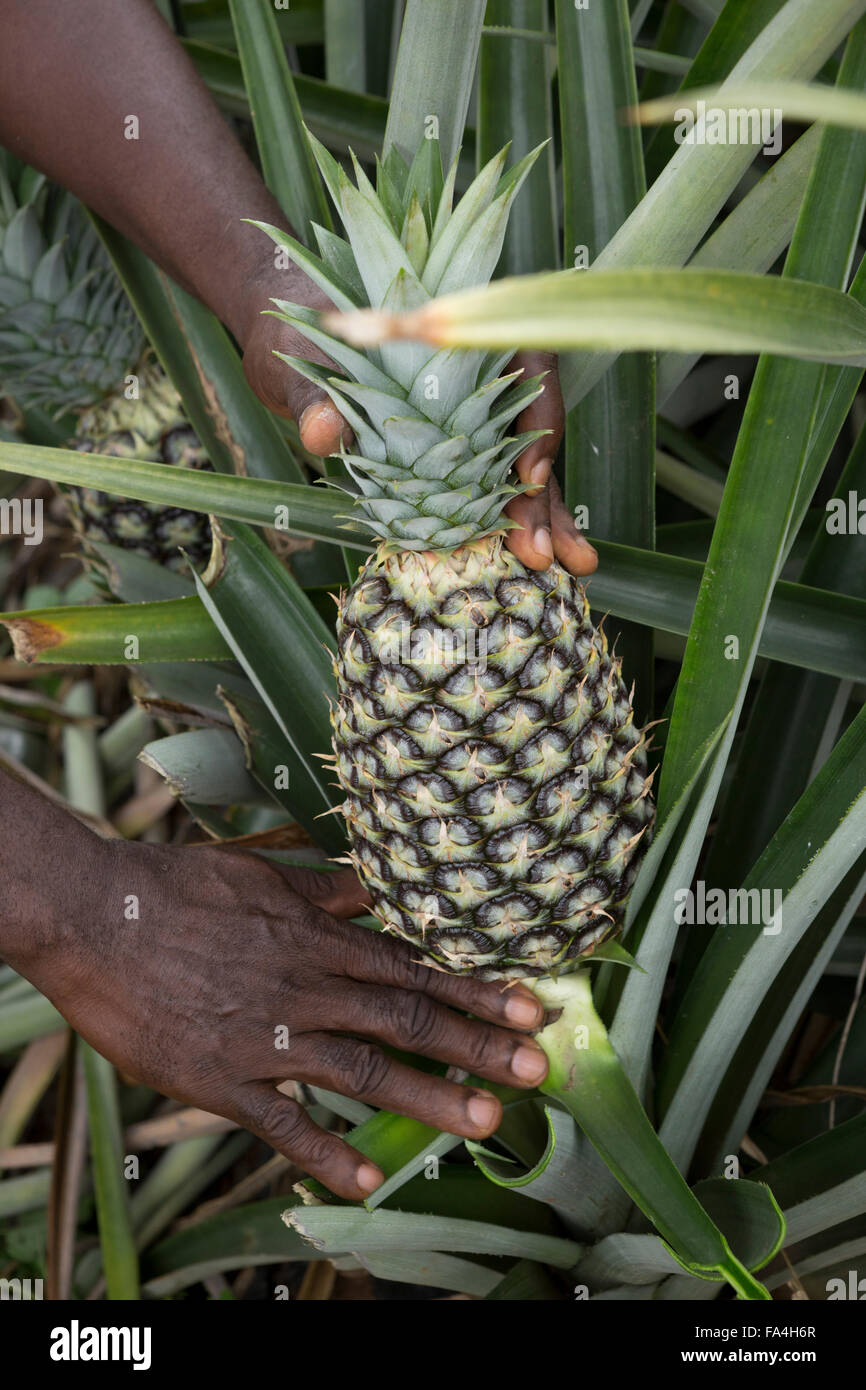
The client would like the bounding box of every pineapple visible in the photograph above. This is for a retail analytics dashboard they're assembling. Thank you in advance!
[0,151,212,573]
[253,135,655,980]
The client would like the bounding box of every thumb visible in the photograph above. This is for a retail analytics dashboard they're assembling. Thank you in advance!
[299,398,353,456]
[242,321,354,456]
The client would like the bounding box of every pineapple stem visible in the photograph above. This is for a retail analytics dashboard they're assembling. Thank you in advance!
[532,971,772,1301]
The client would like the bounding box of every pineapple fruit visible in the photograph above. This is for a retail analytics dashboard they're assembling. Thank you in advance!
[254,136,655,979]
[0,151,211,573]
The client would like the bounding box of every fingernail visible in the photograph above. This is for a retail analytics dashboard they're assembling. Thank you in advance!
[505,992,541,1027]
[529,458,551,486]
[299,400,344,454]
[467,1093,499,1131]
[533,527,553,561]
[357,1162,383,1193]
[511,1045,549,1083]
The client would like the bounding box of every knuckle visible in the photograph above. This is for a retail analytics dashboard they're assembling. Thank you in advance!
[288,898,332,956]
[392,949,434,994]
[332,1040,392,1100]
[248,1093,307,1150]
[395,992,444,1051]
[465,1026,501,1074]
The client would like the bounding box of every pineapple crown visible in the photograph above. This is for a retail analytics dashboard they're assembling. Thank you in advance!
[0,149,144,416]
[249,133,548,553]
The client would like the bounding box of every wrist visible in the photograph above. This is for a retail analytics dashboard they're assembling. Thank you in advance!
[0,770,112,979]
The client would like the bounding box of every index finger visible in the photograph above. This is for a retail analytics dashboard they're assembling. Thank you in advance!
[509,350,564,493]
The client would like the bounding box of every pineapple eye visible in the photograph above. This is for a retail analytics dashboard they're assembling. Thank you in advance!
[486,823,549,864]
[417,815,483,850]
[534,769,594,820]
[482,696,544,741]
[396,771,459,809]
[372,731,424,772]
[527,848,588,884]
[465,776,532,817]
[555,876,612,920]
[473,892,541,931]
[404,701,465,734]
[433,862,501,894]
[440,585,495,621]
[514,728,572,780]
[540,595,580,640]
[429,926,497,962]
[381,832,431,873]
[398,885,458,921]
[508,925,570,962]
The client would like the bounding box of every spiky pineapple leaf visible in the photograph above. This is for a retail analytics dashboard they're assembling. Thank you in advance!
[657,701,866,1172]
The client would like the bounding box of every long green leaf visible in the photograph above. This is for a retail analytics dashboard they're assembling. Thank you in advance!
[284,1205,582,1266]
[183,41,419,174]
[748,1114,866,1244]
[695,858,866,1174]
[560,0,866,407]
[636,79,866,133]
[384,0,485,170]
[324,0,367,92]
[611,35,866,1099]
[703,418,866,894]
[658,23,866,811]
[4,436,866,680]
[337,266,866,362]
[0,439,364,547]
[0,596,229,665]
[643,0,790,181]
[218,686,346,854]
[190,521,338,829]
[479,2,558,275]
[228,0,331,241]
[658,704,866,1170]
[82,1046,139,1300]
[657,124,819,405]
[556,0,654,720]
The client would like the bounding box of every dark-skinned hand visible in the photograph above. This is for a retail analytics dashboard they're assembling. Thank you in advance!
[16,836,549,1200]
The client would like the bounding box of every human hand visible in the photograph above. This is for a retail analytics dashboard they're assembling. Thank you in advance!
[240,266,354,456]
[504,351,598,578]
[23,839,548,1200]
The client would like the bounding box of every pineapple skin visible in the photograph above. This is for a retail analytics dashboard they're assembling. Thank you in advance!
[332,536,654,980]
[257,137,656,979]
[67,364,212,573]
[0,156,211,574]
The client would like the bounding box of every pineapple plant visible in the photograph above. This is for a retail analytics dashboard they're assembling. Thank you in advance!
[0,151,212,573]
[2,0,866,1307]
[253,139,655,979]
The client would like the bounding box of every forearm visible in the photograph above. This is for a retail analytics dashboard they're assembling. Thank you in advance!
[0,765,101,974]
[0,0,289,344]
